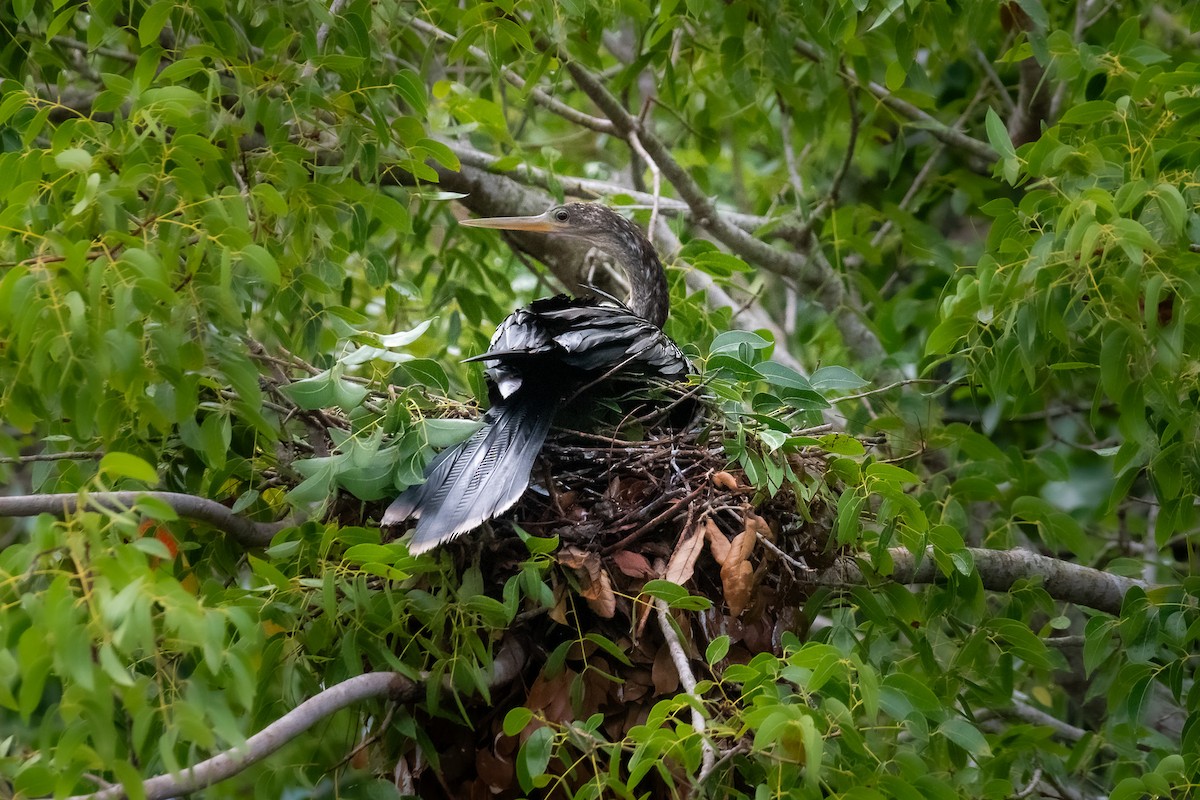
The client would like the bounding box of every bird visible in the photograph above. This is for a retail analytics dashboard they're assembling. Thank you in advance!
[383,203,690,554]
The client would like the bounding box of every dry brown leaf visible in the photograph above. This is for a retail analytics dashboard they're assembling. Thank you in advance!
[744,508,773,541]
[721,560,755,617]
[581,567,617,618]
[476,747,513,791]
[712,470,740,491]
[558,547,616,618]
[705,518,730,565]
[611,549,655,579]
[726,528,756,568]
[663,522,705,585]
[651,643,680,695]
[557,545,597,577]
[621,667,653,703]
[527,669,575,723]
[548,583,569,625]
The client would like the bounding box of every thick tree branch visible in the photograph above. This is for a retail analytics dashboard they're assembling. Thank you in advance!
[60,639,528,800]
[0,492,292,548]
[815,547,1147,616]
[448,141,771,233]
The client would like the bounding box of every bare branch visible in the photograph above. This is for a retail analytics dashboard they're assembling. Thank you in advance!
[830,378,949,404]
[0,491,293,548]
[447,141,770,233]
[627,130,662,244]
[654,599,716,780]
[0,451,104,464]
[814,547,1148,615]
[61,639,528,800]
[315,0,347,54]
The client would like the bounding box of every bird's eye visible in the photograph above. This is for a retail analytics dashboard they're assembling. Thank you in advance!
[554,208,569,222]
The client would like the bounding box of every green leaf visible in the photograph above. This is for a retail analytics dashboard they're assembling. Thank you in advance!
[937,717,991,757]
[706,635,730,665]
[54,147,93,172]
[710,330,771,355]
[516,725,553,793]
[240,244,281,285]
[503,707,533,737]
[375,319,433,348]
[99,452,159,484]
[984,106,1014,160]
[755,361,814,391]
[139,1,173,47]
[642,580,712,610]
[1155,183,1187,236]
[810,366,868,392]
[419,417,480,447]
[1058,100,1116,125]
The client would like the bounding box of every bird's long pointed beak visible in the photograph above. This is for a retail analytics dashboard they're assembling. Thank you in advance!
[459,211,557,232]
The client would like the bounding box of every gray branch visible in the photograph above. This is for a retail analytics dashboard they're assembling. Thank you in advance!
[60,639,528,799]
[0,492,292,548]
[816,547,1147,615]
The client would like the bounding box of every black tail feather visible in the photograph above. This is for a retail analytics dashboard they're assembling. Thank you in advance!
[382,390,559,553]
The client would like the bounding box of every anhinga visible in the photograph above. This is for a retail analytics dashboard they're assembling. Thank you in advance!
[383,203,689,554]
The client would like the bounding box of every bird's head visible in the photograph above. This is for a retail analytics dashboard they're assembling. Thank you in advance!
[459,203,640,250]
[459,202,668,327]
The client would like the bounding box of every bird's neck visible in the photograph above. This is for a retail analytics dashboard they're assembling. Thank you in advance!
[605,220,669,329]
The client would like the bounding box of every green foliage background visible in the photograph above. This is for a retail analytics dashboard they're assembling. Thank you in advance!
[0,0,1198,798]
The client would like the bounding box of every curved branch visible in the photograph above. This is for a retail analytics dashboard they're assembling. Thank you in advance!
[61,639,528,800]
[815,547,1147,615]
[0,492,292,548]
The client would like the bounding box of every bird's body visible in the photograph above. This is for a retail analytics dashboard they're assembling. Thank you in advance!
[383,204,688,554]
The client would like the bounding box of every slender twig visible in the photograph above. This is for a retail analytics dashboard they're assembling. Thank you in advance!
[603,482,707,554]
[654,599,716,781]
[826,73,860,206]
[627,130,662,243]
[777,95,811,212]
[756,531,810,574]
[0,451,105,465]
[1011,767,1044,799]
[974,47,1017,114]
[792,38,996,163]
[830,378,948,404]
[49,36,139,64]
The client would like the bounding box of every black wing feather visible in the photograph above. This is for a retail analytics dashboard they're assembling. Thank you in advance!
[384,293,689,552]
